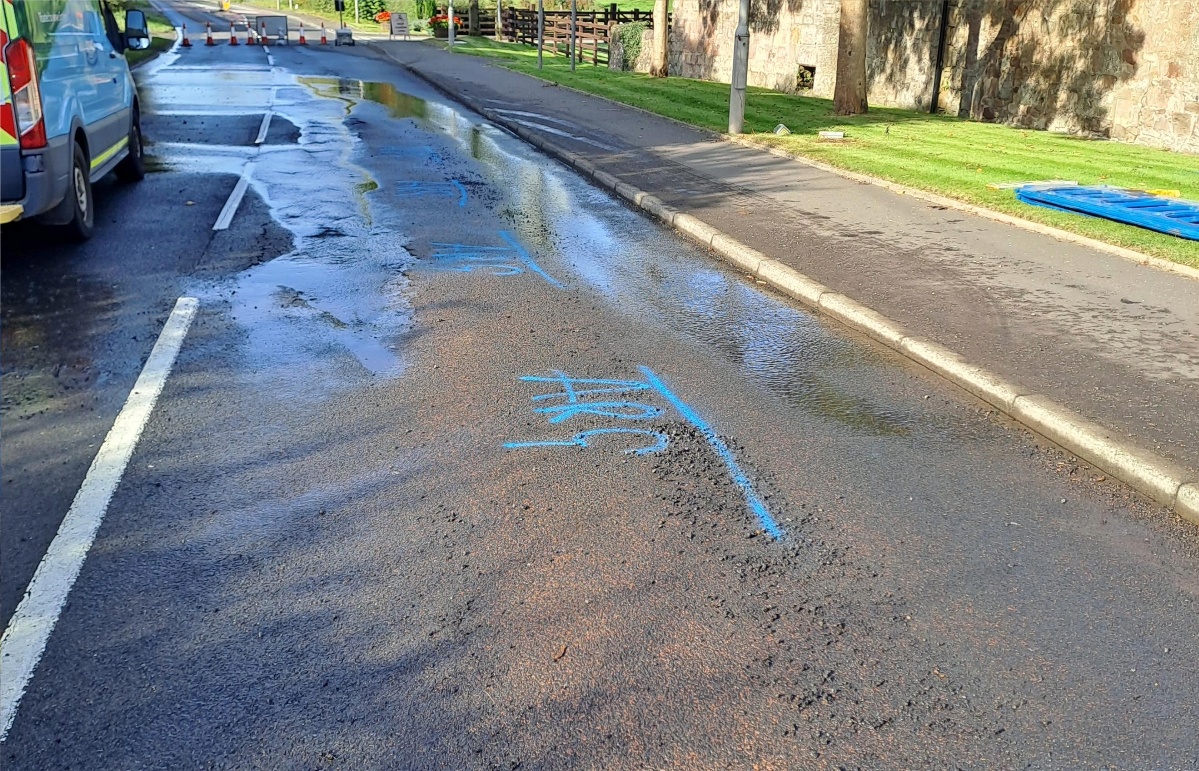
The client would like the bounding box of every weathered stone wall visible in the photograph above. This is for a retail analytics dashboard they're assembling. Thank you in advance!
[668,0,1199,153]
[609,25,655,73]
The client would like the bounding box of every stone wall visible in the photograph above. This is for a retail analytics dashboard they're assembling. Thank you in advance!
[667,0,1199,153]
[609,25,655,73]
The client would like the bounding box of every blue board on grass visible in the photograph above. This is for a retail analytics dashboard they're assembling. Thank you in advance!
[1015,185,1199,241]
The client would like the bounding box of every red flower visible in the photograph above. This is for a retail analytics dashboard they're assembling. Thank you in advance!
[374,10,391,22]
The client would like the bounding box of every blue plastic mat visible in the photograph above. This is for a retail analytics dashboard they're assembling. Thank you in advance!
[1016,185,1199,241]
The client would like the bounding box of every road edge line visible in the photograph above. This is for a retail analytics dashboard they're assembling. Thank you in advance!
[379,55,1199,526]
[0,297,199,742]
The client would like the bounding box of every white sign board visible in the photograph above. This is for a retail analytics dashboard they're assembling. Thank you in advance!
[389,12,409,39]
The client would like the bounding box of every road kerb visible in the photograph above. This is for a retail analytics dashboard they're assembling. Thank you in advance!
[898,338,1024,412]
[1011,394,1190,508]
[1177,484,1199,526]
[673,213,720,246]
[381,51,1199,524]
[755,258,828,307]
[818,293,909,348]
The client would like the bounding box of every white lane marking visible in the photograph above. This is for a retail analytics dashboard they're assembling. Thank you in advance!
[266,54,275,66]
[212,162,255,231]
[254,110,273,144]
[0,297,199,743]
[509,119,619,151]
[492,108,578,129]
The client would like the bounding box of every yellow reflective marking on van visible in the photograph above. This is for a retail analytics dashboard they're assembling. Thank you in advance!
[0,203,23,223]
[90,136,129,169]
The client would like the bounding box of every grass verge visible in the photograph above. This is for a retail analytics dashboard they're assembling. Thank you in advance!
[125,1,176,67]
[442,37,1199,268]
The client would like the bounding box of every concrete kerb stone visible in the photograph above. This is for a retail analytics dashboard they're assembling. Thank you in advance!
[374,45,1199,525]
[818,293,909,347]
[899,338,1024,412]
[1011,395,1192,509]
[1177,484,1199,526]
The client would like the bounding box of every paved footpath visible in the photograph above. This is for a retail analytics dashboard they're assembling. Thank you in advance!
[369,42,1199,483]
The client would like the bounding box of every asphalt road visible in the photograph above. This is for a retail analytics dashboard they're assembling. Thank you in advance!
[2,10,1198,769]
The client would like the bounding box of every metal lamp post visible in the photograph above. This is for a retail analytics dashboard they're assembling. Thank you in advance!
[537,0,544,69]
[570,0,577,72]
[728,0,750,133]
[448,0,455,47]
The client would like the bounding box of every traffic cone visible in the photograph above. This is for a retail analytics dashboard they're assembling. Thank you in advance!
[229,21,238,45]
[298,22,307,44]
[260,22,267,43]
[205,22,215,46]
[320,23,328,45]
[181,23,191,47]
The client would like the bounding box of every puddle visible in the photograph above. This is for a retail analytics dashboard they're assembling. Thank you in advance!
[139,63,412,388]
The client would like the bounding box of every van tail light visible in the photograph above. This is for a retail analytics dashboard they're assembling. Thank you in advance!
[4,38,47,150]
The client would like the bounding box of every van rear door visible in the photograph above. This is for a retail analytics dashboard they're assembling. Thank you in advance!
[1,0,25,203]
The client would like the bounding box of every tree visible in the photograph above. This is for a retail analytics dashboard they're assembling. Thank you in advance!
[650,0,668,77]
[468,0,480,36]
[833,0,868,115]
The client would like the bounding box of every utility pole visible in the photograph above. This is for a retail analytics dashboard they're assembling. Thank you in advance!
[448,0,455,47]
[354,0,359,24]
[570,0,577,72]
[728,0,750,133]
[537,0,544,69]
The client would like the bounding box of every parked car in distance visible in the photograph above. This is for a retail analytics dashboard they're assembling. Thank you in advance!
[1,0,152,239]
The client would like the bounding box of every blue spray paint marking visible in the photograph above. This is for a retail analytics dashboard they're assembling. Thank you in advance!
[535,401,661,424]
[639,366,784,540]
[522,374,651,402]
[396,180,468,207]
[505,428,669,455]
[430,242,522,275]
[498,231,565,289]
[434,263,523,276]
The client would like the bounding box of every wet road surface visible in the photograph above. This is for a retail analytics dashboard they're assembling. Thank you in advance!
[2,12,1198,769]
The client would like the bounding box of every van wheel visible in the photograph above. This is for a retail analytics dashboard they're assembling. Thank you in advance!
[116,108,146,183]
[66,142,95,241]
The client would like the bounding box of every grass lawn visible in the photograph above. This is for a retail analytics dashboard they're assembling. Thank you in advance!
[124,1,176,67]
[443,37,1199,268]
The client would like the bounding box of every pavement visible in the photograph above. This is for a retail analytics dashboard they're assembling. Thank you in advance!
[369,42,1199,491]
[3,8,1199,768]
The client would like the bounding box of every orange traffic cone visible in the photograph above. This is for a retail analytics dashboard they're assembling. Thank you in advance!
[298,22,307,44]
[260,22,267,43]
[205,22,215,46]
[229,22,238,45]
[181,23,191,47]
[320,23,328,45]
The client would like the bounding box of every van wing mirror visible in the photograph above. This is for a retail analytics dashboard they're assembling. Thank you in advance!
[124,9,151,49]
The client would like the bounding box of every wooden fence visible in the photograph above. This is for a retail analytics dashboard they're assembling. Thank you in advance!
[436,4,670,67]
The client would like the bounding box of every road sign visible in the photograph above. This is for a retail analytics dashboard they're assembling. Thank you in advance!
[389,12,409,39]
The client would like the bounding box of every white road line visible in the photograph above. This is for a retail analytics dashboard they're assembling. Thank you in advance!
[0,297,199,743]
[492,108,578,129]
[509,119,619,151]
[267,54,275,66]
[212,163,255,231]
[254,110,273,144]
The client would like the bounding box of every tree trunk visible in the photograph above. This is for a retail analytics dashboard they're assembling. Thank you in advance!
[469,0,480,36]
[650,0,668,77]
[833,0,868,115]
